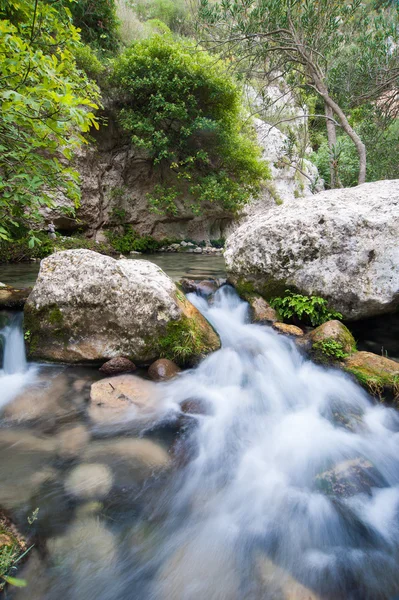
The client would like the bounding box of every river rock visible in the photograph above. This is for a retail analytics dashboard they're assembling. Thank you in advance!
[55,424,90,459]
[246,294,278,323]
[2,373,70,424]
[344,351,399,399]
[148,358,181,381]
[82,438,171,483]
[272,322,304,337]
[180,278,219,296]
[315,458,381,498]
[307,320,356,354]
[225,180,399,320]
[47,517,117,599]
[0,285,31,309]
[88,374,160,425]
[99,356,137,375]
[24,249,220,364]
[64,463,113,500]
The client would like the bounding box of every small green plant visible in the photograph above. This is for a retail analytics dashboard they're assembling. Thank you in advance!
[313,339,349,362]
[210,238,225,249]
[270,290,343,326]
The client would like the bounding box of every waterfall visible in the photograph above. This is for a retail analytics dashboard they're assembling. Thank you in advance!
[132,286,399,600]
[0,313,36,408]
[2,313,27,374]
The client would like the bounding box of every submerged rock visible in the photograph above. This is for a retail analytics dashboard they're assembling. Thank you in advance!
[82,438,171,483]
[272,322,304,337]
[64,463,113,500]
[24,249,220,364]
[148,358,181,381]
[315,458,381,498]
[55,424,91,460]
[99,356,137,375]
[88,374,159,425]
[225,180,399,320]
[180,278,220,296]
[344,351,399,400]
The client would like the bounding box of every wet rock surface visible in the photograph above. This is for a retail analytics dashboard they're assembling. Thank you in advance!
[99,356,137,375]
[148,358,181,382]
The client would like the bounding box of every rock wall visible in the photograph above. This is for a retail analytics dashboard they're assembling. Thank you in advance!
[43,102,321,242]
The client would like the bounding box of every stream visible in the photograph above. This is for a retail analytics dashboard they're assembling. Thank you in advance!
[1,284,399,599]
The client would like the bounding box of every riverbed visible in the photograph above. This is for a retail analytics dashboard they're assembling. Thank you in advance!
[2,287,399,599]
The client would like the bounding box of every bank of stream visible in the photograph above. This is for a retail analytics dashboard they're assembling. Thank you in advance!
[1,281,399,599]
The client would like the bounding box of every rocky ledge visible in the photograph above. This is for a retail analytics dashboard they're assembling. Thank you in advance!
[24,249,220,365]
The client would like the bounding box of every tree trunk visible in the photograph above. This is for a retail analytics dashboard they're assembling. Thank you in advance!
[324,102,338,188]
[314,77,367,185]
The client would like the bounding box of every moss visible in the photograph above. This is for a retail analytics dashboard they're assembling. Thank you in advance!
[48,306,64,327]
[24,303,67,358]
[157,315,213,367]
[311,339,350,365]
[232,277,290,302]
[344,366,399,401]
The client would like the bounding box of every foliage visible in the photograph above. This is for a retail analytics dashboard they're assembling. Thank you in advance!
[106,225,176,253]
[129,0,192,35]
[70,0,120,53]
[210,238,224,248]
[74,45,106,84]
[0,0,100,243]
[313,339,349,363]
[111,36,269,216]
[198,0,399,187]
[0,233,114,263]
[270,291,343,327]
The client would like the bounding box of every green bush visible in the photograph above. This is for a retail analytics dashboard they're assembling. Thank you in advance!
[0,234,114,263]
[130,0,192,34]
[74,45,106,84]
[270,291,343,327]
[70,0,120,53]
[111,36,269,216]
[106,226,176,253]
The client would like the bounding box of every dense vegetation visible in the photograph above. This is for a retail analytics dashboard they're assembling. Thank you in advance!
[111,35,269,215]
[0,0,398,257]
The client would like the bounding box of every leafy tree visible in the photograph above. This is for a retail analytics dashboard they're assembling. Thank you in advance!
[0,0,100,242]
[198,0,399,188]
[70,0,120,53]
[111,35,268,215]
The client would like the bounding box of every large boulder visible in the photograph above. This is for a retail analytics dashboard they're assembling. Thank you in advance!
[24,250,220,364]
[225,180,399,320]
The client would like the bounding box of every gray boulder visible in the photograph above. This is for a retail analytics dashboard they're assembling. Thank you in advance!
[225,180,399,319]
[24,250,220,364]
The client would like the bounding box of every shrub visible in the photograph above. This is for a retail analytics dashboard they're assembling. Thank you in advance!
[70,0,120,53]
[270,291,343,326]
[111,36,269,216]
[106,226,176,253]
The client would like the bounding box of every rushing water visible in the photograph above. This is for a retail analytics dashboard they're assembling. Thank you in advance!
[1,287,399,599]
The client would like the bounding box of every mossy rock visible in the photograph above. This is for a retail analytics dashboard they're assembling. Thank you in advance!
[344,351,399,401]
[307,320,356,364]
[23,250,220,365]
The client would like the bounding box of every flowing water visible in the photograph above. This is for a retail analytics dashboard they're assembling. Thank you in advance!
[1,287,399,599]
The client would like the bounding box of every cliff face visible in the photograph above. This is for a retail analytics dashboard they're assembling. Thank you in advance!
[43,105,321,242]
